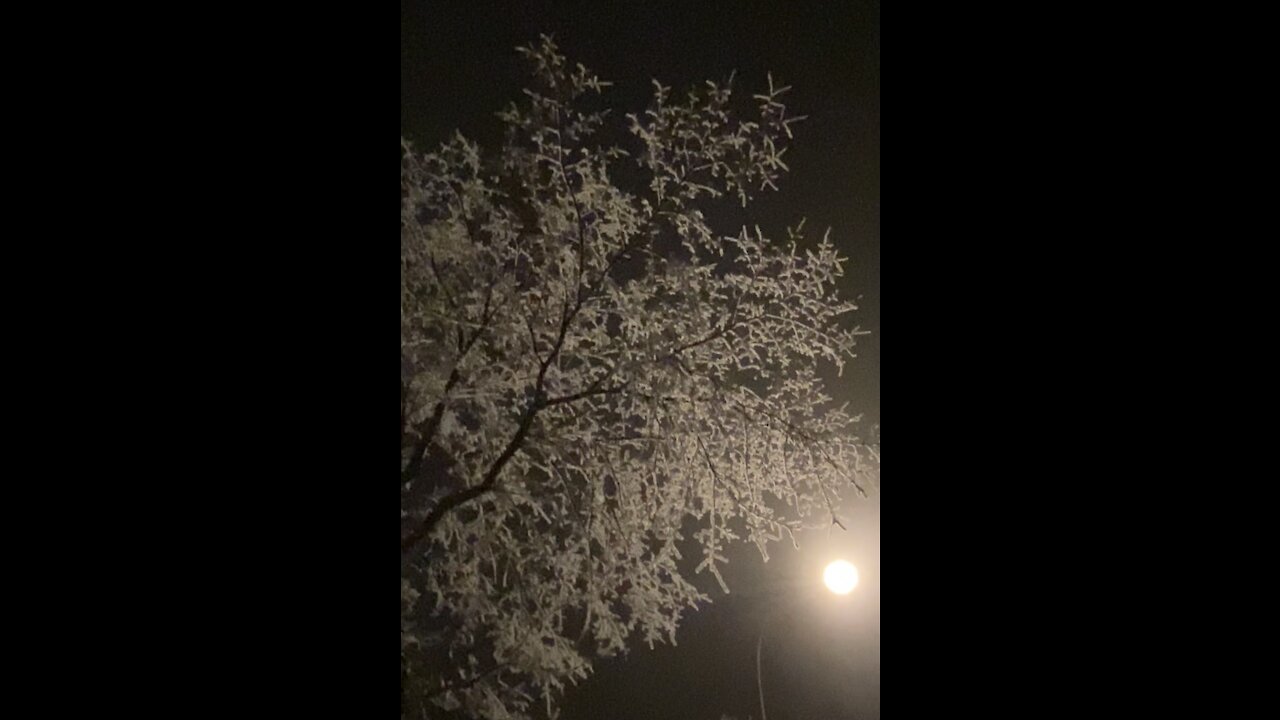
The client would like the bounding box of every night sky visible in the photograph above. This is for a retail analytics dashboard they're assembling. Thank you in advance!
[402,1,880,716]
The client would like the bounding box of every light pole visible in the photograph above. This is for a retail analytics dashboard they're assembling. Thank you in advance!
[754,559,859,720]
[756,631,768,720]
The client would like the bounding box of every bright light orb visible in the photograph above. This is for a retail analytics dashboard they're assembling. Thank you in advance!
[823,560,859,594]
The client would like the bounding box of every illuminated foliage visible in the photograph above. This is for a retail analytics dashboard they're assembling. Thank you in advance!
[401,36,877,719]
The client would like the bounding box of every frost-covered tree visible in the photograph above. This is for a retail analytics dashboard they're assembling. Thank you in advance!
[401,36,878,720]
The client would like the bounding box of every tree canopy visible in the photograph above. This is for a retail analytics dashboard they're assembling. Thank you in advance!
[401,36,878,720]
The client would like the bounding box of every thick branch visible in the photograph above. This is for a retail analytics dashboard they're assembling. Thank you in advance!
[401,367,460,485]
[401,398,541,554]
[401,288,497,485]
[543,382,629,407]
[402,284,585,552]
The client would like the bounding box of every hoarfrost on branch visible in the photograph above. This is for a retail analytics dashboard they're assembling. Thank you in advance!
[401,36,878,720]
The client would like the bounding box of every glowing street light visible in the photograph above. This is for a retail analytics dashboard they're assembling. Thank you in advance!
[823,559,859,594]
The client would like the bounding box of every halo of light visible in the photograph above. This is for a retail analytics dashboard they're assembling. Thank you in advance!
[823,560,859,594]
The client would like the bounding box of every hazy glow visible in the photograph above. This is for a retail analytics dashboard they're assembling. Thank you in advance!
[823,560,859,594]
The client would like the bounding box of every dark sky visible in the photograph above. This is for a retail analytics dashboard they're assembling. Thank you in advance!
[402,1,880,717]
